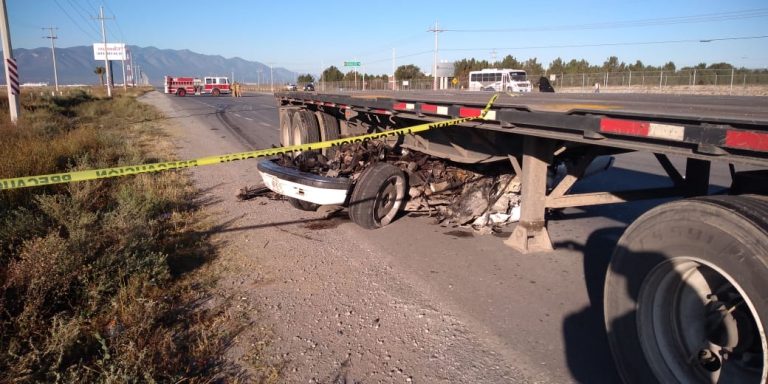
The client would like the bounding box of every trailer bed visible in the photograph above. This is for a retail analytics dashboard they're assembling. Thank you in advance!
[276,91,768,167]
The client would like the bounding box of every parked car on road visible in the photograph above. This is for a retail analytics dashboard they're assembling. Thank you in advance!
[285,83,297,91]
[303,83,315,91]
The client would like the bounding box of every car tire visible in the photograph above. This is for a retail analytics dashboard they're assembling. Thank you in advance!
[287,197,320,211]
[212,88,220,96]
[604,195,768,384]
[177,88,186,97]
[348,163,407,229]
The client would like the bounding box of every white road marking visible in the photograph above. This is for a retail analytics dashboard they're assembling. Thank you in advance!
[260,122,271,127]
[244,117,254,121]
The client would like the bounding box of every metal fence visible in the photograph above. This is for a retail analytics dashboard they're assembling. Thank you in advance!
[550,69,768,92]
[242,69,768,94]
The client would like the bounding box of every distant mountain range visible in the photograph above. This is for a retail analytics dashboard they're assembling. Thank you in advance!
[3,45,298,86]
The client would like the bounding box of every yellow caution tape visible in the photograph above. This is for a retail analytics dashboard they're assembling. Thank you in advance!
[1,94,498,191]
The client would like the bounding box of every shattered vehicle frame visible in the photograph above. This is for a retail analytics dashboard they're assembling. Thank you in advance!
[258,101,613,232]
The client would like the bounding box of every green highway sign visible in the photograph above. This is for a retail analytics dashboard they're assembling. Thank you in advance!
[344,61,361,67]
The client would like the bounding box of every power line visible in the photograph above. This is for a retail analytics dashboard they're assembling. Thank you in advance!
[439,35,768,53]
[103,0,127,42]
[445,8,768,33]
[64,0,101,37]
[53,0,99,40]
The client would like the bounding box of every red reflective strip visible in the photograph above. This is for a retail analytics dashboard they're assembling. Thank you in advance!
[393,102,407,110]
[725,131,768,152]
[421,104,437,113]
[600,118,650,136]
[459,107,482,118]
[372,109,391,115]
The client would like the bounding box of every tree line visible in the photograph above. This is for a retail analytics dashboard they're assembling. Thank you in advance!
[298,55,767,85]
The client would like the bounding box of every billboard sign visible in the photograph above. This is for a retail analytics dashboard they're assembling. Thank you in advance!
[93,43,126,60]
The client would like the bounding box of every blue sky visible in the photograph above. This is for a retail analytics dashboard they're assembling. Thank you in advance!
[7,0,768,75]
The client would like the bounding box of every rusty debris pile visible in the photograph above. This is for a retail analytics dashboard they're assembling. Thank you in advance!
[278,140,522,232]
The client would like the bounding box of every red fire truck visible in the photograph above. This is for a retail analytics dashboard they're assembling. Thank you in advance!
[164,76,231,96]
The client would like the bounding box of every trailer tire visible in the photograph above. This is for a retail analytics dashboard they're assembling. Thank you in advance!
[316,111,340,157]
[177,88,186,97]
[212,88,220,96]
[291,110,320,154]
[279,109,295,146]
[287,197,320,211]
[348,163,407,229]
[604,195,768,384]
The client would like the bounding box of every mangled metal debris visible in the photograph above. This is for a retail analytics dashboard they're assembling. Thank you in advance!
[276,140,522,232]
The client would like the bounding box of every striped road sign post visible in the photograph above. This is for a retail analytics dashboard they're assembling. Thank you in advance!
[6,57,19,95]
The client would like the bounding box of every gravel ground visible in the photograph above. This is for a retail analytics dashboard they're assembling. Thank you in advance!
[141,91,551,383]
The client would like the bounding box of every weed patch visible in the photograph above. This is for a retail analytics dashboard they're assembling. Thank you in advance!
[0,88,258,382]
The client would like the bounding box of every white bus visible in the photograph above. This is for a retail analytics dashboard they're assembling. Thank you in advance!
[468,68,532,92]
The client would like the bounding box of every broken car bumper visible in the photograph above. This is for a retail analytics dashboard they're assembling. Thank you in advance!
[257,160,352,205]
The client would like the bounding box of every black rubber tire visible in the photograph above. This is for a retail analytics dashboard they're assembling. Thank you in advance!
[279,109,295,146]
[287,197,320,211]
[348,163,407,229]
[291,109,320,154]
[212,88,220,96]
[316,111,340,157]
[604,195,768,384]
[177,88,186,97]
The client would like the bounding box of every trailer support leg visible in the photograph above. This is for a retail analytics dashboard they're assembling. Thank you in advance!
[506,137,554,253]
[685,158,710,196]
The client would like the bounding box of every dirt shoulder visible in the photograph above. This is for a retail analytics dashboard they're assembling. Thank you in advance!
[141,91,549,383]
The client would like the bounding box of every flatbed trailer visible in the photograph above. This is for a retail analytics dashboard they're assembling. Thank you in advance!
[264,90,768,384]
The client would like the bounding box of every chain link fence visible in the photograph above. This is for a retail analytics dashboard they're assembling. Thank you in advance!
[242,69,768,95]
[547,69,768,94]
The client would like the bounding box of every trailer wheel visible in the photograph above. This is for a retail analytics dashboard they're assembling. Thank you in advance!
[291,110,320,154]
[212,88,220,96]
[604,195,768,384]
[177,88,186,97]
[316,111,340,157]
[287,197,320,211]
[348,163,407,229]
[279,109,295,146]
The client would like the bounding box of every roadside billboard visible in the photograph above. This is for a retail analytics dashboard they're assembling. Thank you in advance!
[93,43,126,60]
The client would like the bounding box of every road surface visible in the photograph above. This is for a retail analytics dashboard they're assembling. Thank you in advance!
[146,90,740,383]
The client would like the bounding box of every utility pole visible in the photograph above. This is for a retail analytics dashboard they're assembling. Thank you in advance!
[269,64,273,92]
[392,48,396,91]
[490,49,497,64]
[94,6,113,97]
[0,0,19,123]
[428,21,444,91]
[43,26,59,92]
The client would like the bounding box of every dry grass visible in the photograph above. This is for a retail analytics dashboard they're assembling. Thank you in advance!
[0,89,267,382]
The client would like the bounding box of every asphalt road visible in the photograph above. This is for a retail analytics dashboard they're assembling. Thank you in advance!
[164,91,738,382]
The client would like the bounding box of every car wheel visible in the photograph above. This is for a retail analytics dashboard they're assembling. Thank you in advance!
[212,88,220,96]
[177,88,186,97]
[348,163,407,229]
